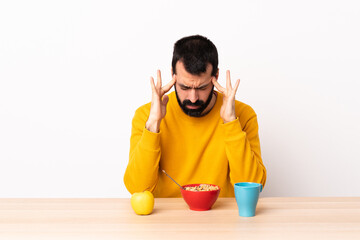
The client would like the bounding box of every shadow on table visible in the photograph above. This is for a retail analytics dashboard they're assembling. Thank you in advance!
[211,198,234,210]
[255,205,268,216]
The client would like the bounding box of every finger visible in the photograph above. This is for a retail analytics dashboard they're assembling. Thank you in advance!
[150,77,156,92]
[233,79,240,93]
[161,94,169,106]
[162,74,176,93]
[212,77,226,93]
[157,70,162,89]
[226,70,232,89]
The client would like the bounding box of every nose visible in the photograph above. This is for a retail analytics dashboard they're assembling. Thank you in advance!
[188,89,199,103]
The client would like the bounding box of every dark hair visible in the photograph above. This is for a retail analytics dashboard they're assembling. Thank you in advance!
[172,35,218,77]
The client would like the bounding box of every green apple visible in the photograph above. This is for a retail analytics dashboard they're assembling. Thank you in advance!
[131,190,154,215]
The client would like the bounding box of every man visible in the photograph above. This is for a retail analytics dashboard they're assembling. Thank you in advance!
[124,35,266,197]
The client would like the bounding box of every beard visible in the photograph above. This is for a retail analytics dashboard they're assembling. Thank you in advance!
[175,85,214,117]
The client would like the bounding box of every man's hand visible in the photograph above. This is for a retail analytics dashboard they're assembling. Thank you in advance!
[212,70,240,123]
[145,70,176,133]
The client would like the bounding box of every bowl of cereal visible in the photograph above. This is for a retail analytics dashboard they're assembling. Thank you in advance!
[180,184,221,211]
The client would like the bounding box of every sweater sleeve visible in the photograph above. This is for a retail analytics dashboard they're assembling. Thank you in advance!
[123,107,161,194]
[222,113,267,188]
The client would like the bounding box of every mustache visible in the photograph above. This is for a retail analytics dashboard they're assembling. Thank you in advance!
[182,100,205,107]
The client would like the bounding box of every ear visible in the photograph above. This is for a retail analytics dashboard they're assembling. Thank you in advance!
[171,68,174,76]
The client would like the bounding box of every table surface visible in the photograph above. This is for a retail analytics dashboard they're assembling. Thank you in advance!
[0,197,359,240]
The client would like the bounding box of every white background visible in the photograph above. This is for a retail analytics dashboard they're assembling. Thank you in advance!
[1,0,359,198]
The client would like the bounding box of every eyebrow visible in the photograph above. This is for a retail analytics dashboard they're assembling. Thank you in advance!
[178,83,210,89]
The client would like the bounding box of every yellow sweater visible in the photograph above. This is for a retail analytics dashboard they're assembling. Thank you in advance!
[124,91,266,197]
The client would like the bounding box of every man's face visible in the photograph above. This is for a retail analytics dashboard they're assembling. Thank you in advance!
[173,61,217,117]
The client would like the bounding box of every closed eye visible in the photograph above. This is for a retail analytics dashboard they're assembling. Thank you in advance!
[179,84,209,90]
[181,87,191,90]
[181,87,207,91]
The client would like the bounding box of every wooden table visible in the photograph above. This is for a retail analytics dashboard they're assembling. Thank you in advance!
[0,197,359,239]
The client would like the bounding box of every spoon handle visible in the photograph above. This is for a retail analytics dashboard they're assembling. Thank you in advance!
[162,170,185,190]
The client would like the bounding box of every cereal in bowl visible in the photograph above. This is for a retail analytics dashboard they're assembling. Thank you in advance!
[184,184,219,192]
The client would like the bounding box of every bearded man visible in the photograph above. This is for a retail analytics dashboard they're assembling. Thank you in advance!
[124,35,267,197]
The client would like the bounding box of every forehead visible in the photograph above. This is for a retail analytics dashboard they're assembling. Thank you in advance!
[175,61,213,86]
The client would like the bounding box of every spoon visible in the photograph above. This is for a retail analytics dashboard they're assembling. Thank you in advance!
[162,170,185,190]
